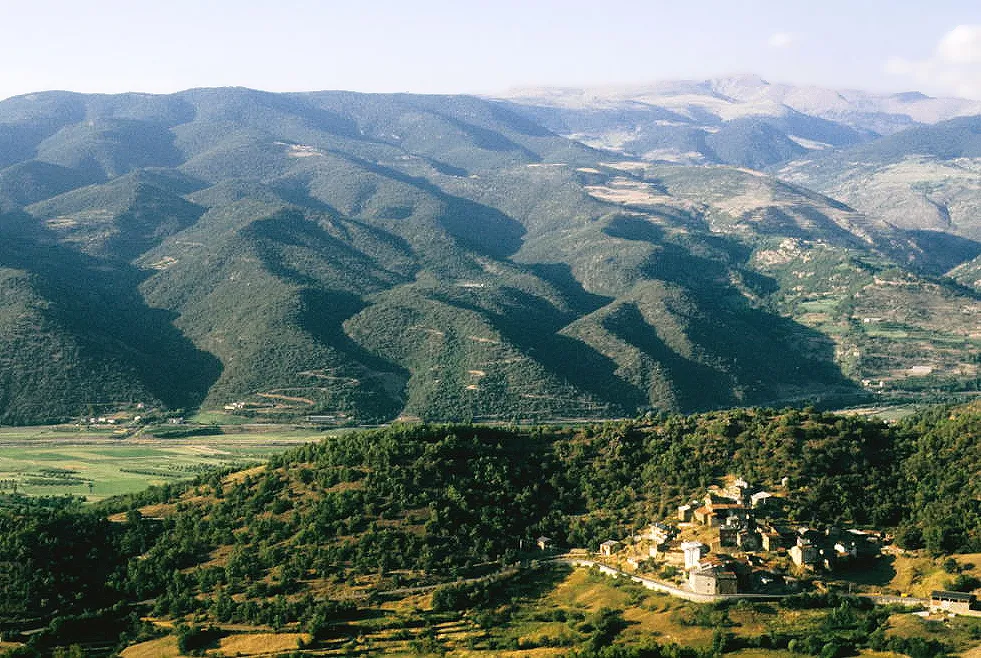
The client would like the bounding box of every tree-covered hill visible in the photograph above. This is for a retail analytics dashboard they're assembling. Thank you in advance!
[0,88,978,423]
[0,403,978,653]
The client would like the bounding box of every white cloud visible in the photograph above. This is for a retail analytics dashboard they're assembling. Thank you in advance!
[886,24,981,99]
[937,24,981,64]
[767,32,795,49]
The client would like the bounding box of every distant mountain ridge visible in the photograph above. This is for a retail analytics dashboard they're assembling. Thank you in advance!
[500,74,981,129]
[780,115,981,244]
[0,84,978,423]
[497,75,981,168]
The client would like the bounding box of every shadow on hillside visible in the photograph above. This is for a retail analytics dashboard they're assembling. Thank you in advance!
[236,210,413,420]
[431,268,645,415]
[0,92,89,168]
[606,218,863,409]
[41,118,186,180]
[333,153,527,260]
[601,303,741,410]
[298,289,411,420]
[906,230,981,276]
[838,555,897,587]
[0,210,222,414]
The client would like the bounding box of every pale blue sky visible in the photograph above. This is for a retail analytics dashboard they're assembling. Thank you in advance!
[2,0,980,100]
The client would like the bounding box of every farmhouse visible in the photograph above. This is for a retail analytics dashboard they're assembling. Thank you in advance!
[599,540,622,556]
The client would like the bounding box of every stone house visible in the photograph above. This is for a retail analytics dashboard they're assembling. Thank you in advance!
[832,529,880,559]
[650,523,675,544]
[789,542,820,568]
[689,566,738,595]
[761,531,783,551]
[681,541,709,570]
[693,505,718,526]
[737,529,762,551]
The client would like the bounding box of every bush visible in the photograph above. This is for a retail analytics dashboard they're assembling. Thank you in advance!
[175,624,223,655]
[949,574,981,592]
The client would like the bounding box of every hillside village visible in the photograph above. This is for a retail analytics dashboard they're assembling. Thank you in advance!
[592,475,886,597]
[573,476,981,617]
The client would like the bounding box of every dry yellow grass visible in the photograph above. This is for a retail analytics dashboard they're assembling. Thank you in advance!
[516,620,577,648]
[884,613,948,641]
[885,551,981,597]
[961,644,981,658]
[143,617,176,629]
[138,502,181,518]
[224,465,267,485]
[213,632,308,655]
[548,568,631,610]
[120,636,182,658]
[859,651,909,658]
[121,631,309,657]
[474,649,567,658]
[620,604,713,647]
[952,554,981,572]
[727,650,797,658]
[546,567,717,648]
[885,613,981,657]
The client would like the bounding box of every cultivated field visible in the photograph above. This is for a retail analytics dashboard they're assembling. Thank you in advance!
[0,424,327,501]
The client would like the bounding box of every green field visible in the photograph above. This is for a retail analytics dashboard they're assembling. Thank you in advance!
[0,425,326,501]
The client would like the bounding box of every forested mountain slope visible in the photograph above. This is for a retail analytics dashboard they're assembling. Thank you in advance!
[0,88,978,423]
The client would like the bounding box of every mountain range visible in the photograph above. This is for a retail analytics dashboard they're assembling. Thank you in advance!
[0,77,978,424]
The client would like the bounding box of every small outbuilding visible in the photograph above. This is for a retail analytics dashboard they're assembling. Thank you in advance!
[930,590,976,615]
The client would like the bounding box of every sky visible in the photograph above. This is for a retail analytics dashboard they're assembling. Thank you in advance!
[2,0,980,101]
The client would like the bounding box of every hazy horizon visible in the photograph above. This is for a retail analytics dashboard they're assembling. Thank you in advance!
[3,0,980,102]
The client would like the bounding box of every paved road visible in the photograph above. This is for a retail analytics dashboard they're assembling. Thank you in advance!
[863,594,928,606]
